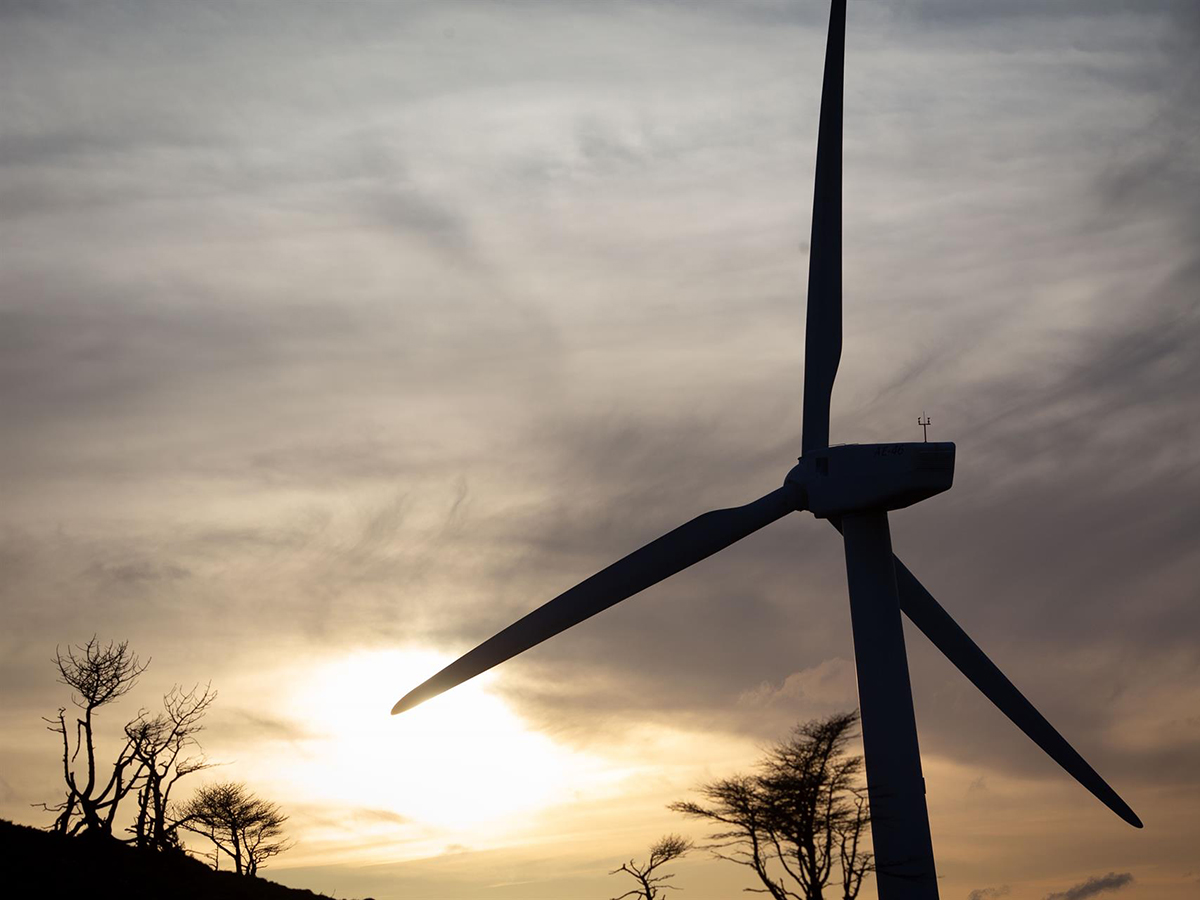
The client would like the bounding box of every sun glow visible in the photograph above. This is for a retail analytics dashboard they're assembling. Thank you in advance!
[216,646,761,869]
[261,648,608,836]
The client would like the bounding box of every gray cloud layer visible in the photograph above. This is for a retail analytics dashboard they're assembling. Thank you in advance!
[2,0,1198,896]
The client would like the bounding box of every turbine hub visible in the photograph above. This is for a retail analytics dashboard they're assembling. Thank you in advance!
[785,442,955,518]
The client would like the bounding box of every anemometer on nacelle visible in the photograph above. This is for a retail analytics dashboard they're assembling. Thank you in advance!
[786,442,956,519]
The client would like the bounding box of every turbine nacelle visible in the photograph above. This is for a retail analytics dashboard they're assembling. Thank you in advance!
[786,442,956,519]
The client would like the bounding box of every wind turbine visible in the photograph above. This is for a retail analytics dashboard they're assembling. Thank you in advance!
[392,2,1141,896]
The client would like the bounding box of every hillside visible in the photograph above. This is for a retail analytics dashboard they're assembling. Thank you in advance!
[0,819,347,900]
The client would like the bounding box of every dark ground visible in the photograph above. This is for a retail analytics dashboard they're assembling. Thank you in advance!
[0,819,355,900]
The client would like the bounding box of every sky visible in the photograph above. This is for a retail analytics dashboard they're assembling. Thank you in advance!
[1,0,1198,898]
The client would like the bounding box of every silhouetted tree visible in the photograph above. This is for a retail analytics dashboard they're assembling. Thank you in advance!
[610,834,692,900]
[126,683,216,851]
[179,782,291,875]
[669,711,872,900]
[39,637,149,836]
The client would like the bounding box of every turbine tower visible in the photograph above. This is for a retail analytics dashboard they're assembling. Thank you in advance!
[392,3,1141,896]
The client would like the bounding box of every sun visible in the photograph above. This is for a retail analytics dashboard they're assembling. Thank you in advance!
[266,647,602,833]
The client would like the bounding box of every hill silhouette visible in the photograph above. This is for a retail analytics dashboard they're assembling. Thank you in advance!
[0,819,350,900]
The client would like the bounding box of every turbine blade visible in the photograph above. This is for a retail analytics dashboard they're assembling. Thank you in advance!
[891,554,1143,828]
[801,0,846,456]
[393,485,800,714]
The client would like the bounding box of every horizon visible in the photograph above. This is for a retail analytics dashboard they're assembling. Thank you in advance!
[2,2,1198,899]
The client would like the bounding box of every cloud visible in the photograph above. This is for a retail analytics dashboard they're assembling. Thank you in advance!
[0,0,1198,892]
[737,658,857,711]
[968,888,1010,900]
[352,807,410,826]
[208,709,315,746]
[1044,873,1134,900]
[965,776,988,797]
[84,560,190,585]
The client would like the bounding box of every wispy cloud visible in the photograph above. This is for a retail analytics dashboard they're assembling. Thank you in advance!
[1044,873,1134,900]
[0,1,1196,896]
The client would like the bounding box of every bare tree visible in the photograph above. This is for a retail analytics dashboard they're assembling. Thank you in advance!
[836,788,871,900]
[669,711,873,900]
[179,782,291,875]
[126,683,216,851]
[38,637,149,836]
[610,834,693,900]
